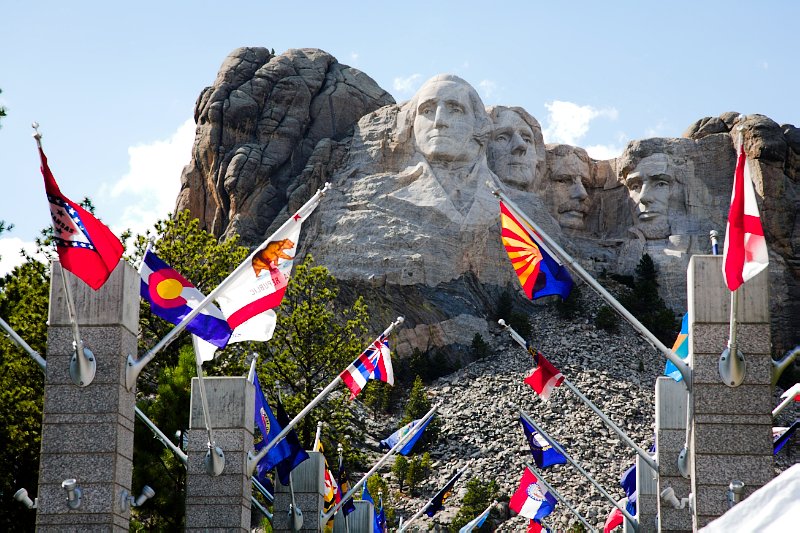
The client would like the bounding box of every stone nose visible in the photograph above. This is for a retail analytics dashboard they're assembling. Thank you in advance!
[433,105,449,128]
[511,132,527,155]
[570,178,588,200]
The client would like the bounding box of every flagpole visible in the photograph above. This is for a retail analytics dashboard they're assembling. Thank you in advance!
[396,464,467,533]
[515,408,639,530]
[523,462,597,533]
[313,421,324,450]
[459,501,495,533]
[504,322,659,473]
[492,188,692,390]
[321,404,440,526]
[247,317,405,476]
[773,383,800,417]
[125,183,332,391]
[0,317,46,370]
[191,337,224,476]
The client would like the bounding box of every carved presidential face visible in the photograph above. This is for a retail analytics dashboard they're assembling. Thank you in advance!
[624,153,673,239]
[412,80,481,164]
[545,149,590,230]
[488,109,538,189]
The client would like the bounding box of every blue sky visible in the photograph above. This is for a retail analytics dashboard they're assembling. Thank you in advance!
[1,1,797,274]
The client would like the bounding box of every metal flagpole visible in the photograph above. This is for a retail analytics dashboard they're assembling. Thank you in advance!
[516,409,639,530]
[397,465,467,533]
[523,462,597,533]
[125,183,332,391]
[773,383,800,417]
[313,421,324,450]
[321,404,440,527]
[1,317,46,369]
[503,322,658,473]
[247,317,405,476]
[191,336,224,475]
[492,188,692,390]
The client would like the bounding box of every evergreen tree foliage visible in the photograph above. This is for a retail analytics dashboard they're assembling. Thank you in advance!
[392,456,409,491]
[0,259,48,532]
[471,333,489,359]
[493,290,513,321]
[366,474,396,526]
[404,452,431,494]
[595,305,618,331]
[619,254,678,343]
[450,478,499,531]
[556,284,582,319]
[255,254,370,453]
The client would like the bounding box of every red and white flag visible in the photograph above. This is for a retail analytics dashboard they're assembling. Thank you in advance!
[340,334,394,399]
[524,351,564,401]
[38,146,123,290]
[216,192,323,343]
[722,137,768,291]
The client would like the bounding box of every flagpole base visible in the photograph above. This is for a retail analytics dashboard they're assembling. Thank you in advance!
[69,346,96,387]
[288,504,303,531]
[126,353,146,392]
[204,445,225,476]
[719,347,746,387]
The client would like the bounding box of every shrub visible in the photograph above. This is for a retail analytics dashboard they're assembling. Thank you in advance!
[595,305,618,330]
[472,333,489,359]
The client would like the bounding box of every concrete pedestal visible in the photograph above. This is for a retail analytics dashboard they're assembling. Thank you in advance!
[636,453,658,532]
[36,261,139,531]
[688,256,773,529]
[655,377,691,532]
[273,451,325,532]
[185,377,255,532]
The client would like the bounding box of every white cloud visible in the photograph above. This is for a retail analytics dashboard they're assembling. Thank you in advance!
[104,118,195,236]
[349,52,359,65]
[584,144,624,160]
[645,119,668,138]
[542,100,618,145]
[393,74,422,95]
[478,79,498,102]
[0,237,42,276]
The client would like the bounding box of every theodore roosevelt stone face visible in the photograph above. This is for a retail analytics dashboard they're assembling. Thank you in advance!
[542,145,591,230]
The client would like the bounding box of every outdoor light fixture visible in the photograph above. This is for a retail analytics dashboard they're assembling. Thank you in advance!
[13,488,37,509]
[119,485,155,512]
[727,480,745,508]
[61,478,82,509]
[660,486,692,510]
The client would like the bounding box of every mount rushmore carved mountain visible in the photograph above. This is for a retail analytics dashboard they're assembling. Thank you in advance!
[176,47,800,361]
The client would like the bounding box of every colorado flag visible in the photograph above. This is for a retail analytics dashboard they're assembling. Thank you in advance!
[140,249,232,350]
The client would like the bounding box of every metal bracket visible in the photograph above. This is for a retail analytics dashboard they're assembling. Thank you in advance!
[719,347,746,387]
[205,445,225,476]
[289,503,304,531]
[677,447,690,479]
[69,346,96,387]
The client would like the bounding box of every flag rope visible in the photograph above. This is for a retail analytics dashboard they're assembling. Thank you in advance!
[504,323,658,473]
[491,187,692,390]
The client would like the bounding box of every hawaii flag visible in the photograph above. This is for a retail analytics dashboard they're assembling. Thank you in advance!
[510,469,557,521]
[38,146,123,290]
[500,201,573,300]
[723,136,768,291]
[140,249,232,353]
[216,194,322,342]
[340,334,394,399]
[524,350,565,401]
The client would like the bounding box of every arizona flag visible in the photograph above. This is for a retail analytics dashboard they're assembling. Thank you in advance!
[523,350,565,401]
[722,136,768,291]
[340,334,394,399]
[216,194,322,343]
[140,249,232,352]
[510,469,557,521]
[38,146,123,290]
[500,201,573,300]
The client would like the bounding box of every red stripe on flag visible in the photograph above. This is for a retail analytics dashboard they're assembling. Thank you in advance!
[226,285,287,330]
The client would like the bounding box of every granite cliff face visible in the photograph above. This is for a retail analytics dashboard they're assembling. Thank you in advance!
[176,48,800,360]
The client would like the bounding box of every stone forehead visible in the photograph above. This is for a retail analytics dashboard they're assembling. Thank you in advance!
[629,153,671,178]
[493,108,534,132]
[551,150,590,175]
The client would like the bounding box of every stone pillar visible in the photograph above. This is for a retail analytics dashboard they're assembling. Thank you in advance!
[333,500,374,533]
[635,453,658,532]
[688,255,773,529]
[654,377,691,532]
[273,451,324,532]
[186,377,254,532]
[36,261,139,531]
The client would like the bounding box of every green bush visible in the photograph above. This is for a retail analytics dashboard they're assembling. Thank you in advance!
[595,305,618,330]
[556,284,582,319]
[450,478,499,531]
[472,333,490,359]
[618,254,678,343]
[494,290,514,321]
[392,456,409,491]
[509,311,532,339]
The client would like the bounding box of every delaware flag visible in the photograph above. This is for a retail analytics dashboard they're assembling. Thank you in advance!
[520,417,567,469]
[216,193,322,343]
[664,313,688,382]
[38,145,123,290]
[510,469,557,521]
[425,469,463,517]
[459,502,493,533]
[723,136,768,291]
[379,416,433,456]
[524,350,564,401]
[500,201,573,300]
[340,334,394,399]
[140,249,232,351]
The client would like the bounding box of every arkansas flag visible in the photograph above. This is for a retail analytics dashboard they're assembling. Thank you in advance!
[524,350,565,401]
[38,146,123,290]
[723,136,768,291]
[340,334,394,399]
[216,194,322,342]
[510,469,557,521]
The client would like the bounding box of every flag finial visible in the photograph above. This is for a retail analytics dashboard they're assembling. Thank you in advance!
[32,122,42,147]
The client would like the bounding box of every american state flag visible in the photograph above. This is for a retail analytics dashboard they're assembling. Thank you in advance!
[340,334,394,399]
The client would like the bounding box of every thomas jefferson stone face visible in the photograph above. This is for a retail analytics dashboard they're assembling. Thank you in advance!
[624,153,673,239]
[545,148,590,230]
[488,108,538,189]
[412,80,481,164]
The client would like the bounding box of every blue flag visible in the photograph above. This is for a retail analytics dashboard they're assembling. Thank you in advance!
[273,394,310,485]
[362,483,383,532]
[620,463,636,499]
[337,458,356,516]
[665,313,689,382]
[252,373,308,486]
[425,470,463,517]
[519,417,567,469]
[380,416,433,456]
[774,420,800,455]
